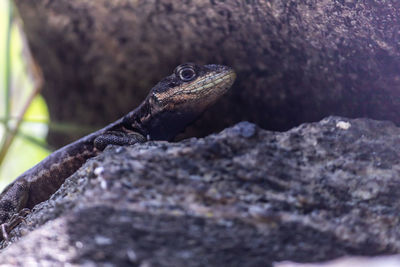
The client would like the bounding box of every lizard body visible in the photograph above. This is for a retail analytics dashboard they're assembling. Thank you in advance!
[0,63,236,240]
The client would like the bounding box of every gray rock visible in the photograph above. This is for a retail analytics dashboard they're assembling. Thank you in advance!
[276,255,400,267]
[1,117,400,266]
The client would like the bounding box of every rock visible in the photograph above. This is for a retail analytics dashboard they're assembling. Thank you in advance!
[1,117,400,266]
[276,255,400,267]
[13,1,400,146]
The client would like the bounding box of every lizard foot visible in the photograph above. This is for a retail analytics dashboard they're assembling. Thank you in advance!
[94,131,146,151]
[1,208,30,241]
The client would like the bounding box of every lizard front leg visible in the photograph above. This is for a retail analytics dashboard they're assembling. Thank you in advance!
[94,131,146,151]
[0,179,30,241]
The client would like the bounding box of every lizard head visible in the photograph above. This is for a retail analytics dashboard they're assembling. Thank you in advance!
[150,63,236,113]
[137,63,236,140]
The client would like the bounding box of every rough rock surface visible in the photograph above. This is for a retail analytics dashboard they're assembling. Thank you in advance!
[277,255,400,267]
[14,0,400,146]
[1,117,400,266]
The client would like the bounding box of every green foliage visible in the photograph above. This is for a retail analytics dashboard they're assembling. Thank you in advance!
[0,0,50,191]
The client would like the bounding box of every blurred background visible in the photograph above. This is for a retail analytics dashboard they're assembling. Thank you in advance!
[0,0,49,190]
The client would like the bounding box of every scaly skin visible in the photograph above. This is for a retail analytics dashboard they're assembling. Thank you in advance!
[0,63,236,240]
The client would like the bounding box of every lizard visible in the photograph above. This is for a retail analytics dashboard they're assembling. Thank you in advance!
[0,63,236,241]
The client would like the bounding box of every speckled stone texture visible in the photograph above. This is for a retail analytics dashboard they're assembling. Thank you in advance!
[13,0,400,146]
[0,117,400,266]
[277,255,400,267]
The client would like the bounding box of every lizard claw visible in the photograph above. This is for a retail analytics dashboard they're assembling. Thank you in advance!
[8,208,30,229]
[1,208,30,241]
[1,223,9,241]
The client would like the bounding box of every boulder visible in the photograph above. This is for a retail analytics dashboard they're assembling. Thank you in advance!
[1,117,400,266]
[14,1,400,146]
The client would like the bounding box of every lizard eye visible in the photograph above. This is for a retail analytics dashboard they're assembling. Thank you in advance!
[177,66,196,82]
